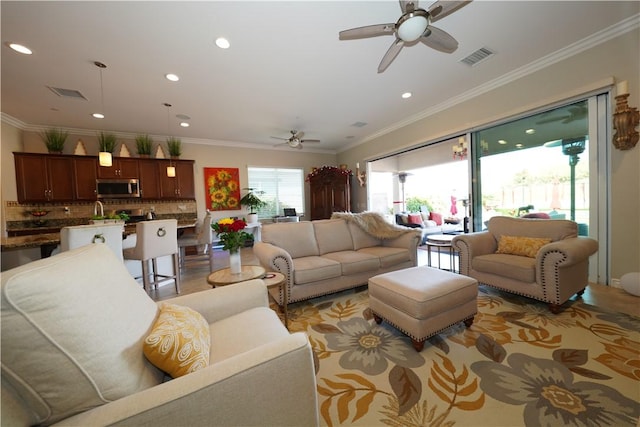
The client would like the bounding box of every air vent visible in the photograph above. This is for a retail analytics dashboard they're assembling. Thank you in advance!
[350,121,367,128]
[460,47,495,67]
[47,86,88,100]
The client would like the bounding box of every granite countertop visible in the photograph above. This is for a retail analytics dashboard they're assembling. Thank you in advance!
[1,220,198,251]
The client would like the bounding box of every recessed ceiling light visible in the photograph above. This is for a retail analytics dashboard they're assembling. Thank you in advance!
[498,140,507,144]
[8,43,32,55]
[180,122,189,127]
[92,113,104,119]
[525,128,535,134]
[215,37,230,49]
[401,92,412,99]
[515,143,524,148]
[165,73,179,82]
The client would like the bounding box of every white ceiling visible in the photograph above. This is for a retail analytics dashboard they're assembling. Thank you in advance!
[1,1,638,153]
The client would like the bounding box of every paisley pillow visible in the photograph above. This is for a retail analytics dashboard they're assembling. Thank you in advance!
[143,303,210,378]
[496,235,552,258]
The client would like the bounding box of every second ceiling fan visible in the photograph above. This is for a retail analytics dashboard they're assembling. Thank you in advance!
[271,130,320,149]
[339,0,472,73]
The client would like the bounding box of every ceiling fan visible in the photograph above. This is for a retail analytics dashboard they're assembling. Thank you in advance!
[271,130,320,149]
[339,0,472,73]
[536,105,588,125]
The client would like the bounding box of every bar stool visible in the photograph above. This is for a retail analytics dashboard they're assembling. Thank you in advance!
[123,219,180,295]
[178,211,215,271]
[60,223,125,262]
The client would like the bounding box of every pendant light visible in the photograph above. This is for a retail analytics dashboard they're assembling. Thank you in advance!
[164,102,176,177]
[94,61,112,167]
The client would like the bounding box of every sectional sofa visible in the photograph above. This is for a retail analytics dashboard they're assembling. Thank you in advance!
[253,213,421,305]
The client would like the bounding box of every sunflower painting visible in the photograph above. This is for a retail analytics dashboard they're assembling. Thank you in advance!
[204,167,241,211]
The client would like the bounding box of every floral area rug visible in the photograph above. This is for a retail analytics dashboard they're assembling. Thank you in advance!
[284,285,640,427]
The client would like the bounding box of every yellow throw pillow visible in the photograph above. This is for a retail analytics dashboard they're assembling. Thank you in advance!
[143,303,210,378]
[496,235,552,258]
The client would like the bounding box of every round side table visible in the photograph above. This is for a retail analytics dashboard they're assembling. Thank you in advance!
[207,265,266,287]
[262,272,288,329]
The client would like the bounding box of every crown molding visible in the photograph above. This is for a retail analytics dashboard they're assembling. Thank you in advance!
[338,13,640,154]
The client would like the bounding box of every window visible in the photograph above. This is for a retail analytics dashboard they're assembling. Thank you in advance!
[246,167,305,218]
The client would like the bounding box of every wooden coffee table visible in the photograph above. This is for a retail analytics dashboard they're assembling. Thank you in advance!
[207,267,289,329]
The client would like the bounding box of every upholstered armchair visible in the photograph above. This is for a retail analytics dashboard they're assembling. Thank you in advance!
[1,243,318,426]
[452,216,598,313]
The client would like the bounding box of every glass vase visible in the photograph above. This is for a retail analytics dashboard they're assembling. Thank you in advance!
[229,250,242,274]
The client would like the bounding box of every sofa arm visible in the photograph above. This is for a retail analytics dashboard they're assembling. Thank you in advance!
[383,230,422,265]
[537,237,599,266]
[453,232,497,275]
[56,333,318,427]
[163,280,269,324]
[253,241,294,283]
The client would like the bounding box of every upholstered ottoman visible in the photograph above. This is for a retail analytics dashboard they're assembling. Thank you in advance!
[369,266,478,351]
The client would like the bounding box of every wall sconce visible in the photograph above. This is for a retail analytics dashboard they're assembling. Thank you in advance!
[98,151,112,167]
[355,162,366,187]
[613,80,639,150]
[452,137,468,160]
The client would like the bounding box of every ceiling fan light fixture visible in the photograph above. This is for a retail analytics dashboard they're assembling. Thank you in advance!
[396,11,429,42]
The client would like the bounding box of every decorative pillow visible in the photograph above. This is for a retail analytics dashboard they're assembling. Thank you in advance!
[420,212,430,221]
[429,212,443,226]
[408,213,422,225]
[399,214,409,224]
[496,235,552,258]
[143,303,210,378]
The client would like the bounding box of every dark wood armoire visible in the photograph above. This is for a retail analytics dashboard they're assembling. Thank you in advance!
[307,166,351,220]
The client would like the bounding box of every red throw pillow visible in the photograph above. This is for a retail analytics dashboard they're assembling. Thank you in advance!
[430,212,443,226]
[408,214,422,225]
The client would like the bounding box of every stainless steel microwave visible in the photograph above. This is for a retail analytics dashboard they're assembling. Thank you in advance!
[96,179,141,199]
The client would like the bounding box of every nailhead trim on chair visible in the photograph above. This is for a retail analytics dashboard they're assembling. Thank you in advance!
[539,249,567,304]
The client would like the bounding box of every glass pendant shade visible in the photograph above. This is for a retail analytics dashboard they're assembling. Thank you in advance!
[167,166,176,177]
[99,152,112,167]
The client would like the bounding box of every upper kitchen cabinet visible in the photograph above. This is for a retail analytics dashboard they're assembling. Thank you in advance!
[14,153,75,203]
[157,160,195,199]
[97,157,139,179]
[138,159,161,199]
[73,156,98,200]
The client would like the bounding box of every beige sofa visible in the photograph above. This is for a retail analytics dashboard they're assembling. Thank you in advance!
[1,244,318,426]
[253,215,422,305]
[452,216,598,313]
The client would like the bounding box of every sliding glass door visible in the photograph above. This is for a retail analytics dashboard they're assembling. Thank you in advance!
[472,94,609,283]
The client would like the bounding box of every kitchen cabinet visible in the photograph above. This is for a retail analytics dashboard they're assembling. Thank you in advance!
[138,159,161,199]
[308,166,351,220]
[97,157,138,179]
[73,157,98,200]
[157,160,195,199]
[14,153,75,202]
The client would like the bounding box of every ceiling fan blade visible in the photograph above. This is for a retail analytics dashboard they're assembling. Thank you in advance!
[270,136,289,141]
[273,142,288,147]
[378,39,404,73]
[399,0,418,13]
[339,23,395,40]
[296,144,304,150]
[301,139,320,143]
[536,116,569,125]
[295,131,305,139]
[428,0,472,23]
[420,26,458,53]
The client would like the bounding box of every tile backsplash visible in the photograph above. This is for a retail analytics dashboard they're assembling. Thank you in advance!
[5,200,197,232]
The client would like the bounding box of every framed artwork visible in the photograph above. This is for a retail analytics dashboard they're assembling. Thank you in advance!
[204,167,241,211]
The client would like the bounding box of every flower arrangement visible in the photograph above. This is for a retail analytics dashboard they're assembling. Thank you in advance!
[211,218,251,253]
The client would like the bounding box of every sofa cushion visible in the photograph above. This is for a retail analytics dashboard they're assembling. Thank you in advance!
[293,256,342,284]
[473,253,536,282]
[1,244,163,426]
[358,246,410,268]
[261,222,319,258]
[143,303,210,378]
[496,235,552,258]
[408,214,422,225]
[314,219,354,255]
[430,212,443,226]
[322,251,380,275]
[346,222,382,250]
